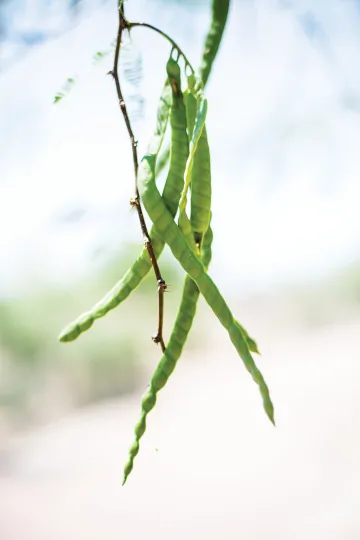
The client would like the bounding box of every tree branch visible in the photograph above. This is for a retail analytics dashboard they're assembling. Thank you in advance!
[128,22,195,74]
[109,2,166,352]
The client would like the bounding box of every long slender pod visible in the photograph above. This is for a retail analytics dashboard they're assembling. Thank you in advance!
[180,79,259,354]
[155,145,170,178]
[58,81,170,342]
[123,59,200,484]
[184,76,211,245]
[124,69,260,482]
[175,81,259,354]
[59,56,187,343]
[124,188,259,483]
[184,79,259,354]
[161,54,189,218]
[153,0,230,175]
[123,224,214,485]
[179,92,207,214]
[199,0,231,86]
[138,155,274,424]
[190,119,211,243]
[171,75,260,356]
[177,85,207,253]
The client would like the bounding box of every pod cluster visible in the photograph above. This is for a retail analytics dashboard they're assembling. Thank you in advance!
[123,58,274,483]
[58,0,275,486]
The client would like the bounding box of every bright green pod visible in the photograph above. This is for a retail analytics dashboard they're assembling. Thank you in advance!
[235,321,260,355]
[59,56,187,343]
[152,0,230,179]
[161,56,188,218]
[58,236,167,342]
[190,123,211,241]
[179,93,207,215]
[155,145,170,179]
[123,65,262,482]
[199,0,231,86]
[122,224,214,485]
[177,87,207,253]
[184,86,197,139]
[138,154,274,426]
[184,79,258,353]
[122,219,260,484]
[184,79,211,244]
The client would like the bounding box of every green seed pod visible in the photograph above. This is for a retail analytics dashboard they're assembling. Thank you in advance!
[190,122,211,240]
[177,87,207,252]
[59,55,188,343]
[138,154,274,426]
[122,223,214,485]
[199,0,231,86]
[184,78,211,244]
[161,55,189,219]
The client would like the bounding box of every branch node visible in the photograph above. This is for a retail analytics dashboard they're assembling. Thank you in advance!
[113,7,167,350]
[129,198,138,208]
[157,279,167,292]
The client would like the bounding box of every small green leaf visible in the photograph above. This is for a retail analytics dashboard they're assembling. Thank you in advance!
[53,93,64,104]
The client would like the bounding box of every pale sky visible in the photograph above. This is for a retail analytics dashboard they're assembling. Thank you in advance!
[1,0,360,297]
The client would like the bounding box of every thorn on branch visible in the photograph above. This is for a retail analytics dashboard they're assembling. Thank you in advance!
[157,278,167,292]
[129,198,138,208]
[151,333,161,345]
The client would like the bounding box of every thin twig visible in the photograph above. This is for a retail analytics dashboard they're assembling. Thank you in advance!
[128,22,195,74]
[109,2,166,352]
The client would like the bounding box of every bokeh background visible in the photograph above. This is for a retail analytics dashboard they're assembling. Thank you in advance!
[1,0,360,538]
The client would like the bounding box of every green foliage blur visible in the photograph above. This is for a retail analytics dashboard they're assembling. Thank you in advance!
[0,244,182,432]
[277,261,360,330]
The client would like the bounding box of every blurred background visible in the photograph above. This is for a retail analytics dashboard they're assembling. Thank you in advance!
[1,0,360,538]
